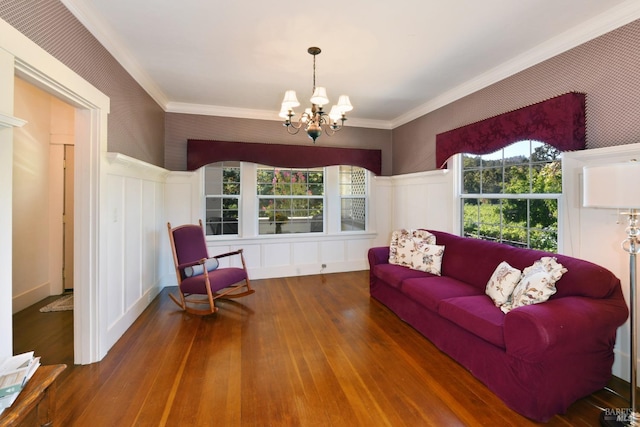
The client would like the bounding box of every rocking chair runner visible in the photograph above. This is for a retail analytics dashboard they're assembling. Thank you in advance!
[167,220,254,315]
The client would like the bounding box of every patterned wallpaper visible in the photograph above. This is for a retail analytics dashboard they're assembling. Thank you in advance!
[392,18,640,175]
[0,0,165,167]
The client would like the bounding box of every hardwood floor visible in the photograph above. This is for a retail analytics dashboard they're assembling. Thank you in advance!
[13,271,630,426]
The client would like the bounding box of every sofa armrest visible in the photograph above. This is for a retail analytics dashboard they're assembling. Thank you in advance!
[504,295,628,362]
[368,246,390,267]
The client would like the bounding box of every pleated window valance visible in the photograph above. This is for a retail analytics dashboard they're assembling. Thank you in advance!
[435,92,586,168]
[187,139,382,175]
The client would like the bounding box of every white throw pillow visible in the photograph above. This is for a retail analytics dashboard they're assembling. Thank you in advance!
[409,242,445,275]
[501,257,567,313]
[485,261,522,308]
[389,229,436,267]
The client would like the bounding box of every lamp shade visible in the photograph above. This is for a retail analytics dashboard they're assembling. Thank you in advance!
[337,95,353,113]
[328,105,342,122]
[583,161,640,209]
[281,90,300,109]
[310,87,329,106]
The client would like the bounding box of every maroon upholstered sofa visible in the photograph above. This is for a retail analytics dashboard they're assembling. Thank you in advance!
[368,230,628,422]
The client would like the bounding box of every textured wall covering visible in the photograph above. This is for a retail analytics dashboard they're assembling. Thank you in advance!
[165,113,393,175]
[0,0,165,167]
[393,18,640,175]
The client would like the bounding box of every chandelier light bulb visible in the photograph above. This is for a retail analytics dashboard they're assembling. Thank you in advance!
[279,107,291,119]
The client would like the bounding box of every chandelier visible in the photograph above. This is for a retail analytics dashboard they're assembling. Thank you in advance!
[280,47,353,143]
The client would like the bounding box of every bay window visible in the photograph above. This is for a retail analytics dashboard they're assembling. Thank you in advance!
[203,163,369,237]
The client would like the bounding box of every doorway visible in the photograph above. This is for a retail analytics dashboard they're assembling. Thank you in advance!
[12,78,77,366]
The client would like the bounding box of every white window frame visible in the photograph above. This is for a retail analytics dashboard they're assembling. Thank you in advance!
[456,141,563,251]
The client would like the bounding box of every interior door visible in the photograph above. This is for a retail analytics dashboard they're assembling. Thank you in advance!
[63,144,74,291]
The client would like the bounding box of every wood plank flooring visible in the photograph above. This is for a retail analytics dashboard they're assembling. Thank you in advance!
[13,271,630,426]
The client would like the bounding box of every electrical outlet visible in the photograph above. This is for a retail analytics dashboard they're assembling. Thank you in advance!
[321,263,327,269]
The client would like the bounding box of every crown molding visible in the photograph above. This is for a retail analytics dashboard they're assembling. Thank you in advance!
[60,0,169,108]
[165,102,392,130]
[391,0,640,129]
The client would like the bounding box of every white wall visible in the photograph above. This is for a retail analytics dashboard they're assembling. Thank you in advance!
[12,78,52,312]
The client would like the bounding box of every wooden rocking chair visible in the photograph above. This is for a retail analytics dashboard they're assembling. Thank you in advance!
[167,220,255,315]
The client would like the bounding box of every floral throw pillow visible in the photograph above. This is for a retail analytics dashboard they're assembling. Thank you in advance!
[389,229,436,267]
[409,242,445,275]
[485,261,521,308]
[501,257,567,313]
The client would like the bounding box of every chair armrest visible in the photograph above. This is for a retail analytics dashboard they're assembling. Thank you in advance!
[504,295,629,362]
[213,249,243,259]
[368,247,390,267]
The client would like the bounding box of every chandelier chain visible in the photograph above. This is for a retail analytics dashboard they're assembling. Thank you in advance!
[312,54,316,92]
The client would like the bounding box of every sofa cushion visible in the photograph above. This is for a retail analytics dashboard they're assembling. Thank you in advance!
[439,295,506,348]
[401,277,483,312]
[389,229,436,267]
[373,264,435,290]
[485,261,521,308]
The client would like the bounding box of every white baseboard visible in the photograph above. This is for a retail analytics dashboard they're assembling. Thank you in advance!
[12,281,51,313]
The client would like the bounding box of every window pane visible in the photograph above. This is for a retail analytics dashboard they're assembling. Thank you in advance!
[462,169,481,194]
[501,226,528,248]
[481,167,503,193]
[341,198,366,231]
[204,162,240,236]
[339,166,367,232]
[532,162,562,194]
[462,198,480,238]
[503,165,530,194]
[205,197,238,235]
[257,166,324,235]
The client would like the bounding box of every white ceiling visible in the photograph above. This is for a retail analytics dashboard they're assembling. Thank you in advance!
[61,0,640,129]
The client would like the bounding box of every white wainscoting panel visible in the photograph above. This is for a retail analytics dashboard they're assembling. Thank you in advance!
[101,153,168,355]
[390,169,455,233]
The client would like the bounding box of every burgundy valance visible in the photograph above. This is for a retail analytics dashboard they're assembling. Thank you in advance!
[435,92,586,168]
[187,139,382,175]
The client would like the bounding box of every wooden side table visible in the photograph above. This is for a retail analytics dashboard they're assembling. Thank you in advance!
[0,364,66,427]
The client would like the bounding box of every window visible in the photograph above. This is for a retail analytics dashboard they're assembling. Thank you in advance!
[460,141,561,251]
[340,166,367,231]
[257,166,324,235]
[204,162,240,236]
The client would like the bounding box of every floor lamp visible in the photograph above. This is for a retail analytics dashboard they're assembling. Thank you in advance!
[583,160,640,426]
